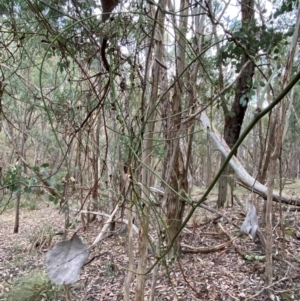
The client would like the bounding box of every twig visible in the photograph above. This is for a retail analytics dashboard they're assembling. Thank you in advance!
[84,251,109,266]
[63,284,72,301]
[199,203,240,229]
[246,276,289,300]
[177,257,203,298]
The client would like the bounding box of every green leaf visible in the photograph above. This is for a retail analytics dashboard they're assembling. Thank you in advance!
[259,81,265,87]
[41,163,49,168]
[33,166,40,172]
[24,186,32,194]
[29,177,37,186]
[11,185,21,193]
[56,184,63,192]
[248,89,256,97]
[254,255,266,261]
[48,194,56,202]
[39,167,46,173]
[239,95,247,107]
[252,81,259,89]
[49,178,56,186]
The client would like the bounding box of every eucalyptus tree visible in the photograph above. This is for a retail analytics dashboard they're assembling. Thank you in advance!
[215,0,255,207]
[2,0,300,300]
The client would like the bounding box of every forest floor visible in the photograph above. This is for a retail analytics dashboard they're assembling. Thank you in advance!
[1,183,300,301]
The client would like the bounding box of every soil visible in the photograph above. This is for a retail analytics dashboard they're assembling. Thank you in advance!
[1,190,300,301]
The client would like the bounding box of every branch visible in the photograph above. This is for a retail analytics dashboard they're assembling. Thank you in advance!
[200,111,300,206]
[70,208,139,234]
[91,204,120,246]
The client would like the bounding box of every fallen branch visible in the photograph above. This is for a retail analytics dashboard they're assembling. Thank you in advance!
[199,203,240,229]
[181,232,237,254]
[70,208,139,234]
[181,223,237,254]
[200,111,300,206]
[91,204,121,246]
[181,240,233,254]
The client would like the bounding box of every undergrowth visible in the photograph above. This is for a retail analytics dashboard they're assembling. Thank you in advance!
[3,270,62,301]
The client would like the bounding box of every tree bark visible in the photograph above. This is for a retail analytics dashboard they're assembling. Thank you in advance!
[162,0,189,258]
[218,0,255,207]
[135,2,166,300]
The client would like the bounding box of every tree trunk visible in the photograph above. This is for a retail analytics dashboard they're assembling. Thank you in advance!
[90,115,101,223]
[206,131,212,185]
[135,1,166,300]
[14,192,20,233]
[164,149,187,256]
[162,0,188,258]
[217,0,255,207]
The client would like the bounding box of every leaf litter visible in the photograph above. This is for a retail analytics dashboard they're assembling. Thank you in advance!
[0,199,300,300]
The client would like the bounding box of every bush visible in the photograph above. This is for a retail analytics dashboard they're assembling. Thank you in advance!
[4,270,62,301]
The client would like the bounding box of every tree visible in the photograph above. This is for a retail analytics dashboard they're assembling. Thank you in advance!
[216,0,255,207]
[2,0,300,299]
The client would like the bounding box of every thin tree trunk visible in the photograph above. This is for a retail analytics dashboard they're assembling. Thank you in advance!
[90,115,101,223]
[206,130,212,185]
[265,148,276,296]
[162,0,189,258]
[14,192,20,233]
[123,186,133,301]
[264,3,300,293]
[14,110,28,233]
[77,131,86,228]
[135,1,165,299]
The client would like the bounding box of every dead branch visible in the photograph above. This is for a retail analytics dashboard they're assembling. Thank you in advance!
[70,208,139,234]
[181,239,234,254]
[181,222,237,254]
[177,258,203,298]
[199,203,240,229]
[91,204,121,246]
[200,111,300,206]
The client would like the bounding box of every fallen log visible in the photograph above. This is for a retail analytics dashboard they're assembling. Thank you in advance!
[199,111,300,207]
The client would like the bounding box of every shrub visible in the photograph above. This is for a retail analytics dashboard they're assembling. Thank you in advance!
[4,270,62,301]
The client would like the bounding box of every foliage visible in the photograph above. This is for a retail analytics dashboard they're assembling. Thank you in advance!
[1,0,300,299]
[28,223,55,251]
[1,163,64,206]
[4,270,62,301]
[20,196,39,211]
[218,26,286,66]
[244,253,266,261]
[274,0,300,18]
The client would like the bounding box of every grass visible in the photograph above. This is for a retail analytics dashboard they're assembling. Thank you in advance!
[3,270,62,301]
[0,195,40,211]
[20,196,39,210]
[28,223,55,252]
